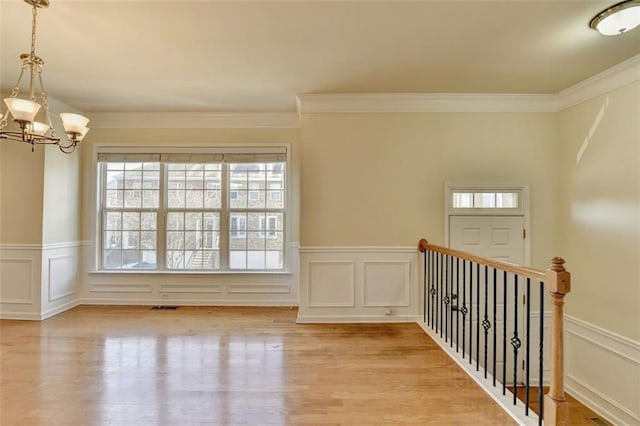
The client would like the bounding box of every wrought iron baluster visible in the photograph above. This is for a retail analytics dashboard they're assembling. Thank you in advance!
[512,275,521,405]
[469,261,473,365]
[439,252,444,338]
[435,252,440,333]
[423,249,428,325]
[493,267,497,387]
[461,259,467,359]
[502,270,507,395]
[476,262,480,372]
[456,257,460,353]
[482,265,490,378]
[444,254,450,342]
[430,251,436,328]
[539,281,544,425]
[525,277,531,415]
[449,255,454,348]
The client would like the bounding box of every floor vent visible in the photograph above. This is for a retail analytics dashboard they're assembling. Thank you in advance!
[152,306,179,310]
[587,417,611,426]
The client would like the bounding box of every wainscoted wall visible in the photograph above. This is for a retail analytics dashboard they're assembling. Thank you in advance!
[0,241,83,320]
[298,247,420,323]
[81,243,299,306]
[565,315,640,425]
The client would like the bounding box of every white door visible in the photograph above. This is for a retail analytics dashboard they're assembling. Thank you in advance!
[449,215,525,384]
[449,216,524,264]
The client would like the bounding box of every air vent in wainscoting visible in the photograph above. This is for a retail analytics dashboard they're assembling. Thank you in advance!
[152,306,180,310]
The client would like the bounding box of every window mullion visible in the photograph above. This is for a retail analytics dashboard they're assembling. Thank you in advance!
[220,162,229,270]
[157,163,167,270]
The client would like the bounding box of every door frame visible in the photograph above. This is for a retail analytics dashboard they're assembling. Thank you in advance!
[444,182,531,267]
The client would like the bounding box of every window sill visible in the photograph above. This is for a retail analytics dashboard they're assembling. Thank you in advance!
[88,270,293,277]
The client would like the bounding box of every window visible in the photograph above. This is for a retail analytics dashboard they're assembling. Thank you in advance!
[452,192,519,209]
[98,150,287,271]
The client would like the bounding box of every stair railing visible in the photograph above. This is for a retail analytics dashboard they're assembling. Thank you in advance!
[418,238,570,425]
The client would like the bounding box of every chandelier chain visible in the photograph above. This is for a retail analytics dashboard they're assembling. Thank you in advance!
[31,6,38,57]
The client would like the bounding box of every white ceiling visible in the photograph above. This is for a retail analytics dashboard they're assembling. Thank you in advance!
[2,0,640,113]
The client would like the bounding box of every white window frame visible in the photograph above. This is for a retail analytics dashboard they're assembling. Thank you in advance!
[444,182,531,267]
[92,145,290,274]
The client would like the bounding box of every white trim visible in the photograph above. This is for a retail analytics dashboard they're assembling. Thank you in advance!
[297,314,419,324]
[296,93,557,113]
[443,183,531,267]
[79,298,297,307]
[296,54,640,114]
[0,311,42,320]
[565,315,640,364]
[556,53,640,111]
[566,375,639,426]
[299,246,416,254]
[0,244,44,251]
[362,260,411,307]
[89,112,300,129]
[41,299,80,320]
[416,321,539,426]
[0,241,89,251]
[564,315,640,425]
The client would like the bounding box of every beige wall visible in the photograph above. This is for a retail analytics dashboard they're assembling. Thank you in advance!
[80,127,301,244]
[557,82,640,341]
[0,138,45,244]
[300,112,558,270]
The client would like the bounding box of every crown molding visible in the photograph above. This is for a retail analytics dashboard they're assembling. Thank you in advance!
[89,112,300,129]
[296,93,557,114]
[556,53,640,111]
[297,54,640,114]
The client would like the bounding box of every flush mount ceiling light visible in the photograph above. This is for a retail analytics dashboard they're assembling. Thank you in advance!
[590,0,640,36]
[0,0,89,153]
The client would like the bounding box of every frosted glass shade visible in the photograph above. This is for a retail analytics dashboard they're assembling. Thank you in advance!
[77,127,89,141]
[60,113,90,134]
[3,98,41,122]
[592,3,640,35]
[29,121,50,136]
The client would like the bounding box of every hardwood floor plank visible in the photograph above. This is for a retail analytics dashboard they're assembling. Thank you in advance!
[1,305,580,425]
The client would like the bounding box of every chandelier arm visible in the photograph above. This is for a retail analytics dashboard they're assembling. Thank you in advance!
[58,141,78,154]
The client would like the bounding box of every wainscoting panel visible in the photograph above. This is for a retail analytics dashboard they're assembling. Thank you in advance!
[299,247,419,323]
[0,258,34,304]
[48,255,75,302]
[81,243,299,307]
[0,246,42,319]
[363,261,410,307]
[41,242,83,319]
[565,315,640,425]
[307,261,355,307]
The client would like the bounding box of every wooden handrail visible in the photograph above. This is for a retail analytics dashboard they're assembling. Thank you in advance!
[418,238,546,281]
[418,237,571,425]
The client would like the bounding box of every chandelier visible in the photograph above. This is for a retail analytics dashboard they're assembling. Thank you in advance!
[0,0,89,154]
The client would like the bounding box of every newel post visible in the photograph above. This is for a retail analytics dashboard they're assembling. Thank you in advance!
[544,257,571,425]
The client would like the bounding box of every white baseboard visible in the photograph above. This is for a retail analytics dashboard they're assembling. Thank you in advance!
[80,298,298,307]
[297,314,420,324]
[564,315,640,425]
[0,311,43,320]
[41,299,81,320]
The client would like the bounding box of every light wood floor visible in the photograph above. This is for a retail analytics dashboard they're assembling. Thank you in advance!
[0,306,598,425]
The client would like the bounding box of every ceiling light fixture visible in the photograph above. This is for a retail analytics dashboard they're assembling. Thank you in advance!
[590,0,640,36]
[0,0,89,154]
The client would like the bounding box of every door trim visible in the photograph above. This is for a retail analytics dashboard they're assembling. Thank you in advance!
[444,182,531,267]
